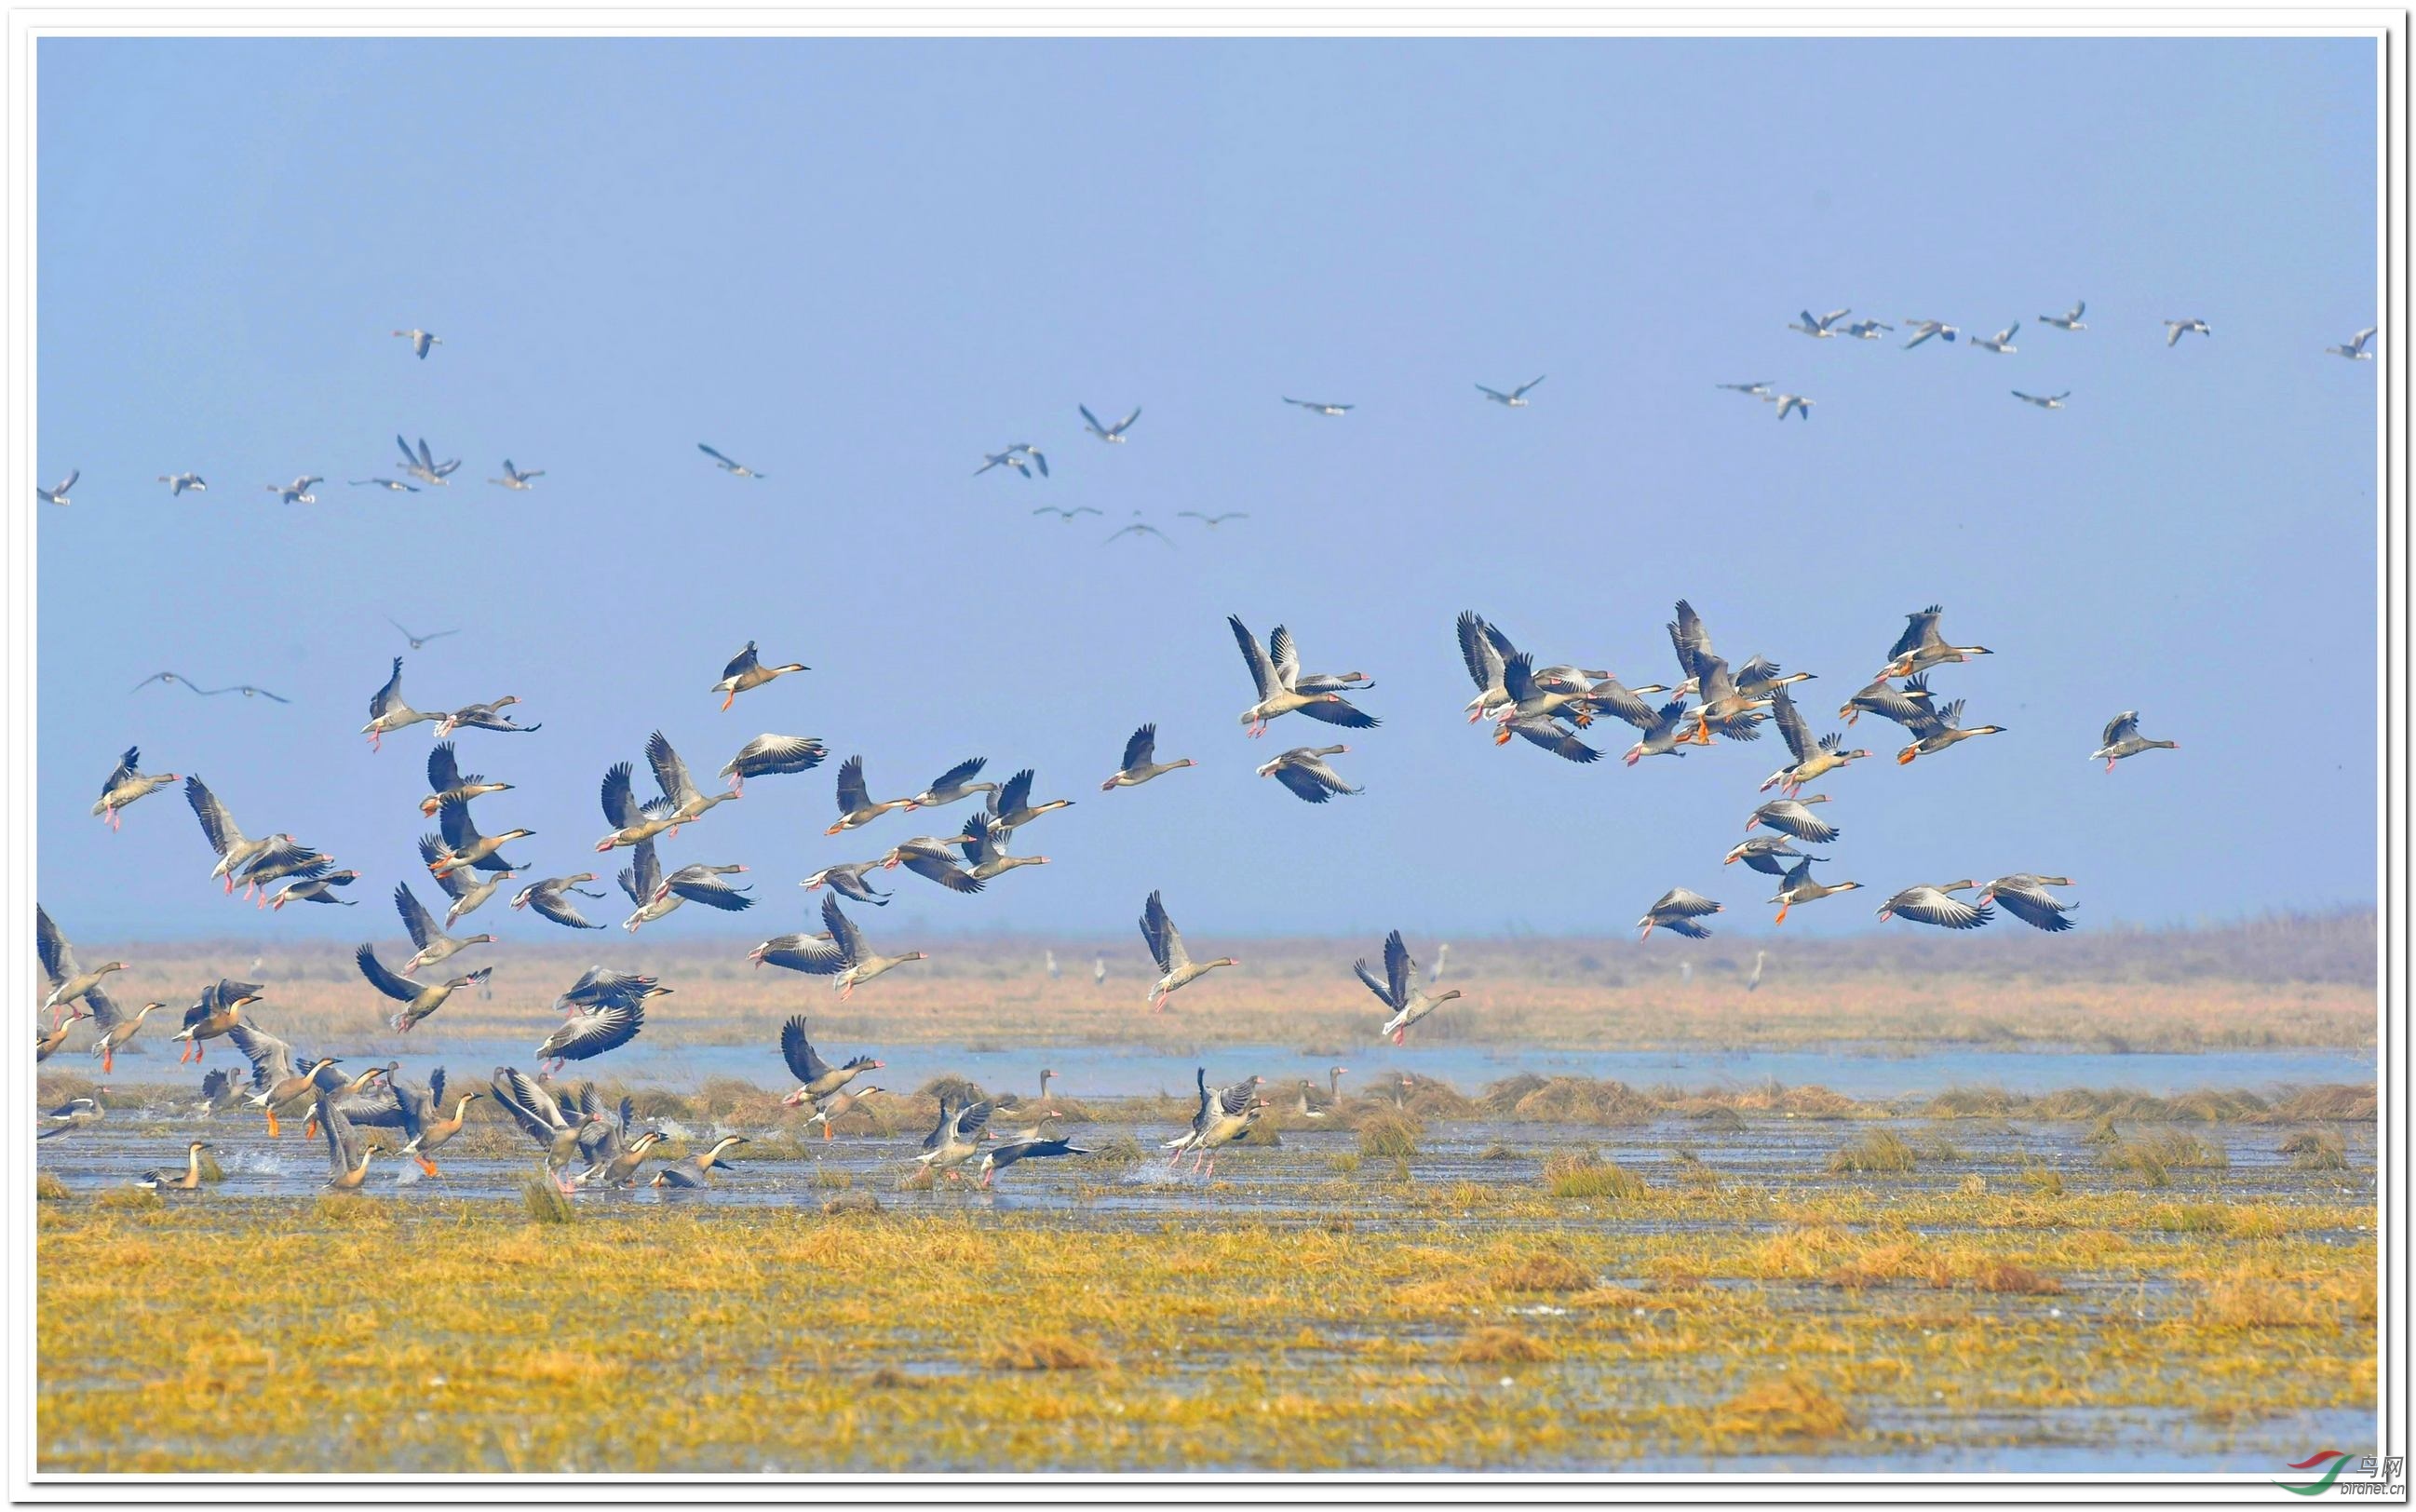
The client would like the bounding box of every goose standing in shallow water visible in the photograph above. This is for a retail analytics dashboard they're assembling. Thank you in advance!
[2091,711,2177,772]
[1876,882,1991,930]
[93,748,179,830]
[1637,888,1721,940]
[1102,724,1195,790]
[1356,931,1462,1045]
[1297,1067,1348,1118]
[1141,890,1238,1012]
[710,641,808,711]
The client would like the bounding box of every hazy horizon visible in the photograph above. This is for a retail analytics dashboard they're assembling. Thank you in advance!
[37,37,2380,946]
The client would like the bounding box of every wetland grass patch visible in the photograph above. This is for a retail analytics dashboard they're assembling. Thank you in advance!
[1450,1326,1555,1364]
[1356,1113,1421,1160]
[986,1335,1108,1371]
[1541,1152,1647,1201]
[1826,1128,1918,1174]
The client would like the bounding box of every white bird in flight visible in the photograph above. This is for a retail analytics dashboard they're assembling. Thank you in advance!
[1841,318,1894,341]
[1764,393,1814,421]
[2164,317,2211,346]
[391,328,442,359]
[35,469,77,506]
[2012,390,2071,410]
[1176,511,1248,529]
[1476,375,1545,406]
[1080,405,1142,442]
[1902,319,1959,349]
[1788,307,1851,338]
[1283,398,1353,415]
[699,443,765,478]
[2039,301,2086,331]
[350,478,419,493]
[1717,381,1774,398]
[1032,506,1101,523]
[490,460,544,491]
[156,472,208,495]
[1968,321,2019,355]
[2327,327,2378,360]
[397,435,460,486]
[264,475,321,506]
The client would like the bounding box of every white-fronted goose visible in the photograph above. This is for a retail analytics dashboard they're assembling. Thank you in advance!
[512,874,609,930]
[1141,889,1237,1012]
[1759,685,1870,796]
[421,741,512,817]
[2164,317,2210,346]
[1229,616,1378,737]
[1903,318,1959,348]
[37,1006,87,1062]
[489,1068,601,1189]
[396,434,460,487]
[908,757,999,811]
[1637,888,1721,940]
[490,460,543,490]
[719,735,828,795]
[1748,794,1841,844]
[271,871,361,909]
[1968,321,2019,354]
[647,730,738,832]
[800,859,894,907]
[169,978,263,1062]
[1769,859,1862,924]
[2091,712,2177,772]
[711,641,807,710]
[1102,724,1195,790]
[1971,875,2079,933]
[1256,745,1362,803]
[986,768,1073,833]
[1876,882,1991,930]
[1456,612,1520,722]
[35,907,127,1018]
[1724,834,1826,877]
[418,835,511,930]
[645,860,756,920]
[1080,403,1142,441]
[1838,673,1934,728]
[2013,390,2071,410]
[397,1079,484,1175]
[85,991,165,1076]
[952,815,1048,883]
[1894,696,2006,764]
[827,755,919,833]
[2040,300,2086,331]
[882,834,983,894]
[1356,930,1462,1046]
[1880,606,1992,679]
[393,880,495,975]
[595,761,679,853]
[534,994,647,1075]
[358,945,490,1033]
[1788,308,1850,338]
[226,1023,344,1138]
[362,658,442,750]
[437,696,541,736]
[93,748,179,830]
[778,1017,884,1109]
[822,894,927,998]
[183,776,310,898]
[979,1138,1087,1188]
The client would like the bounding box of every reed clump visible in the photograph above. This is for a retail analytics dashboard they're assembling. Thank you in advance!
[520,1177,576,1224]
[987,1335,1106,1371]
[1713,1376,1852,1443]
[1450,1326,1555,1364]
[2279,1128,2351,1170]
[1827,1129,1918,1174]
[1356,1113,1421,1160]
[1542,1153,1647,1201]
[1490,1250,1596,1292]
[34,1173,69,1202]
[1505,1077,1658,1126]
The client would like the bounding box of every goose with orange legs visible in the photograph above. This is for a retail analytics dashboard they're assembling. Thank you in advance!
[36,907,127,1019]
[92,748,179,830]
[1229,616,1378,737]
[594,760,681,852]
[1892,696,2007,765]
[226,1023,344,1138]
[710,641,808,711]
[85,989,165,1075]
[1758,685,1870,797]
[1878,605,1991,680]
[361,658,444,750]
[488,1069,601,1193]
[169,978,263,1063]
[420,740,512,817]
[1637,888,1721,940]
[427,796,533,878]
[1141,889,1237,1012]
[2091,712,2177,772]
[1102,724,1195,790]
[357,945,490,1033]
[1768,858,1862,924]
[417,835,510,930]
[1355,930,1462,1046]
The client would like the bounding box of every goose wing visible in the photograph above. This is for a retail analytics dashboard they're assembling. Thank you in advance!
[666,869,755,911]
[1228,615,1278,700]
[617,840,662,907]
[1353,954,1397,1009]
[720,641,763,682]
[1267,625,1302,692]
[820,893,868,964]
[355,945,421,1004]
[1383,929,1414,1008]
[902,852,985,894]
[1889,606,1944,661]
[925,756,987,795]
[758,934,846,974]
[1655,887,1722,919]
[392,882,443,950]
[1887,887,1994,930]
[183,776,243,857]
[645,731,703,807]
[1667,600,1712,682]
[2100,710,2140,747]
[368,657,407,720]
[1141,889,1188,974]
[1294,695,1378,730]
[1119,724,1158,771]
[1768,685,1815,765]
[1506,716,1602,763]
[1991,886,2076,933]
[226,1021,296,1089]
[536,1002,645,1062]
[725,735,825,780]
[426,740,466,795]
[833,755,871,816]
[992,767,1034,817]
[779,1016,833,1085]
[600,762,644,829]
[1271,757,1358,803]
[529,884,603,930]
[100,748,142,798]
[417,836,471,902]
[34,905,75,984]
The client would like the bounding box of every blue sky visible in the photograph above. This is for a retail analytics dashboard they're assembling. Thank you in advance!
[37,37,2379,945]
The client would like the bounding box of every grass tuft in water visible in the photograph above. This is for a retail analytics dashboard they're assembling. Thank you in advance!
[1356,1113,1421,1160]
[34,1173,69,1202]
[1451,1326,1555,1364]
[1490,1250,1596,1292]
[1826,1129,1917,1174]
[2280,1127,2350,1170]
[987,1335,1106,1371]
[520,1177,576,1224]
[1714,1376,1852,1443]
[1542,1153,1647,1200]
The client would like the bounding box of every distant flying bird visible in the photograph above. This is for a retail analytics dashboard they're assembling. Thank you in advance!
[698,443,765,478]
[2328,327,2378,360]
[1765,392,1814,421]
[392,327,442,359]
[396,435,459,486]
[1105,519,1174,547]
[1283,398,1353,415]
[1788,308,1851,338]
[1476,375,1546,406]
[490,460,544,490]
[1876,882,1993,930]
[94,747,180,830]
[156,472,208,495]
[350,478,419,493]
[264,475,321,506]
[36,468,78,506]
[131,672,289,703]
[1636,887,1721,940]
[1841,319,1894,340]
[1901,318,1959,349]
[711,641,808,711]
[1012,443,1049,476]
[2090,710,2177,772]
[2164,317,2211,346]
[1716,381,1774,398]
[1080,404,1142,442]
[1176,512,1248,529]
[386,617,458,650]
[2039,301,2086,331]
[1968,321,2019,355]
[2012,390,2071,410]
[1101,722,1195,791]
[1032,506,1101,523]
[977,451,1036,479]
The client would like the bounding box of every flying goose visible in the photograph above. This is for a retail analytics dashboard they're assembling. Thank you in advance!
[225,1023,345,1138]
[1033,506,1102,522]
[650,1136,750,1191]
[511,873,610,930]
[1283,398,1353,415]
[986,768,1073,834]
[36,468,79,506]
[386,618,457,650]
[396,435,460,486]
[1787,308,1851,338]
[1230,615,1378,736]
[76,987,162,1075]
[777,1017,884,1107]
[2328,327,2378,360]
[183,776,313,898]
[393,880,495,975]
[392,327,442,358]
[976,448,1039,479]
[1102,723,1195,790]
[1256,744,1362,803]
[362,657,443,750]
[2012,390,2070,409]
[1476,375,1545,406]
[2039,301,2086,331]
[1617,696,1698,765]
[1838,672,1935,728]
[534,992,648,1074]
[316,1098,390,1192]
[130,671,290,702]
[397,1085,485,1175]
[358,945,490,1033]
[351,478,419,493]
[169,977,263,1062]
[416,835,510,930]
[620,843,753,932]
[1968,321,2018,354]
[156,472,208,495]
[1501,715,1601,763]
[1901,318,1959,349]
[1723,834,1826,877]
[1769,858,1862,923]
[1758,685,1870,796]
[595,761,680,852]
[798,858,894,907]
[428,796,533,877]
[1080,404,1142,441]
[1969,875,2079,932]
[1842,318,1894,340]
[35,907,128,1018]
[885,834,984,894]
[2091,711,2177,771]
[270,871,360,909]
[1356,930,1462,1046]
[1879,606,1991,679]
[436,695,542,737]
[978,1138,1087,1188]
[1141,889,1237,1011]
[1766,393,1813,420]
[1894,697,2006,764]
[907,757,999,811]
[750,928,848,975]
[647,730,739,831]
[827,754,919,833]
[916,1097,996,1180]
[2164,317,2210,346]
[821,894,927,998]
[421,741,511,817]
[1876,882,1992,930]
[698,443,765,478]
[489,1068,604,1188]
[711,641,808,711]
[264,475,320,505]
[36,1007,87,1062]
[1716,381,1775,398]
[549,965,668,1019]
[490,459,544,490]
[1637,888,1721,940]
[950,814,1048,883]
[718,734,827,794]
[1177,511,1249,528]
[1748,794,1840,844]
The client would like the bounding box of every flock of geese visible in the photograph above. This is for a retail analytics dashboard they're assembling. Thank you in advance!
[33,288,2281,1200]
